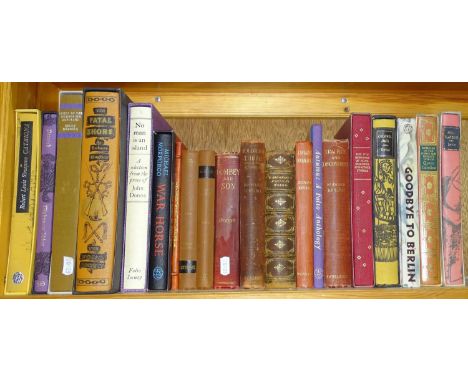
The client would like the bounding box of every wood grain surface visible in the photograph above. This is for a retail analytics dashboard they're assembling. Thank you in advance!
[2,288,468,299]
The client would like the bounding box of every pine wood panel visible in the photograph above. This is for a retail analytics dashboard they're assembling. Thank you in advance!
[51,82,468,94]
[2,288,468,299]
[41,82,468,118]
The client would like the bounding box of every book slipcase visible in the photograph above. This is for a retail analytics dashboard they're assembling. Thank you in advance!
[1,82,468,298]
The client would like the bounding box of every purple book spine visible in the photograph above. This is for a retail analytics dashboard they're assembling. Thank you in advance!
[33,112,58,293]
[311,124,324,288]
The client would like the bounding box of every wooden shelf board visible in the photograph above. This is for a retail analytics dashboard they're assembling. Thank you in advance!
[35,82,468,118]
[3,287,468,299]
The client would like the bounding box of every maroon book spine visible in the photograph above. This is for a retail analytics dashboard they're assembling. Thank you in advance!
[336,114,374,287]
[214,154,240,288]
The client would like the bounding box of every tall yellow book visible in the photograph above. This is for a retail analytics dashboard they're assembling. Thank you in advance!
[5,110,42,295]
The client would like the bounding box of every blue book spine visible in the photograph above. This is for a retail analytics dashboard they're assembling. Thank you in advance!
[148,132,174,290]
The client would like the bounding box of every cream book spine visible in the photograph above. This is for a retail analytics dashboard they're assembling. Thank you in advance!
[397,118,421,287]
[121,104,155,291]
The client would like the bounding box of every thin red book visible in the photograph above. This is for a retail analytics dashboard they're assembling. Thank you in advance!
[170,139,186,290]
[335,114,374,287]
[295,141,313,288]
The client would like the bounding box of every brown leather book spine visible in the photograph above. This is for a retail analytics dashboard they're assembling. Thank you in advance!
[170,139,185,290]
[265,152,296,289]
[197,150,216,289]
[240,141,266,288]
[214,154,240,289]
[179,150,199,290]
[295,141,313,288]
[323,140,352,287]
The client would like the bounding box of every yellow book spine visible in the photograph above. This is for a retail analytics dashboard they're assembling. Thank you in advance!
[372,116,399,286]
[5,110,42,295]
[48,91,83,294]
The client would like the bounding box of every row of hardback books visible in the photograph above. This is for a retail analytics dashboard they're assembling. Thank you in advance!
[4,88,464,295]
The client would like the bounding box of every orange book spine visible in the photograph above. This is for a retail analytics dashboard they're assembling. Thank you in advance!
[170,139,185,290]
[417,115,442,286]
[75,90,128,293]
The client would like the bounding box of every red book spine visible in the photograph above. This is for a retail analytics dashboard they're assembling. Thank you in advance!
[440,112,465,286]
[350,114,374,286]
[214,154,240,288]
[323,139,352,287]
[170,139,185,290]
[295,141,313,288]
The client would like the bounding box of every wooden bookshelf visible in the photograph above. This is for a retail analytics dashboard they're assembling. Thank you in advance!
[2,288,468,299]
[1,82,467,298]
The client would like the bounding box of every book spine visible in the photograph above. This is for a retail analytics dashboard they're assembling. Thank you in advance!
[350,115,375,287]
[417,115,442,286]
[5,110,42,295]
[295,141,313,288]
[121,106,154,292]
[33,112,58,293]
[440,112,464,286]
[397,118,421,287]
[311,124,324,288]
[197,150,216,289]
[372,116,399,287]
[148,133,174,290]
[240,141,266,288]
[179,150,199,290]
[75,90,128,293]
[49,92,83,294]
[265,152,296,289]
[323,140,352,287]
[214,154,240,289]
[170,139,185,290]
